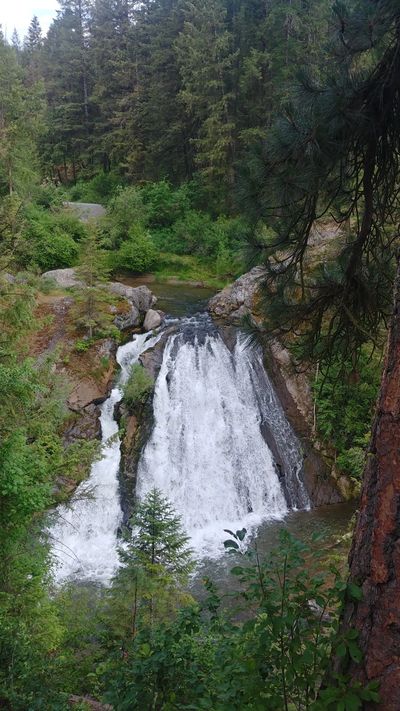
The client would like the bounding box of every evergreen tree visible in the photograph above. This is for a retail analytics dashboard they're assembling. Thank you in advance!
[241,0,400,367]
[109,488,194,641]
[0,35,42,197]
[119,0,191,183]
[73,227,111,338]
[90,0,132,172]
[23,15,43,85]
[127,487,193,575]
[176,0,236,204]
[41,0,92,181]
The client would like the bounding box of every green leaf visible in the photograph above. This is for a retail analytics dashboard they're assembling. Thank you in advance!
[230,566,244,576]
[223,540,239,550]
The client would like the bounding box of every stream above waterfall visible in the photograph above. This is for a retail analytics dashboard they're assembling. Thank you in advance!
[49,280,354,587]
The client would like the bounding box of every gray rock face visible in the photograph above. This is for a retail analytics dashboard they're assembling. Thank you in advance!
[42,267,83,289]
[143,308,163,331]
[114,304,140,330]
[107,282,156,312]
[63,202,106,222]
[40,270,157,331]
[208,266,266,321]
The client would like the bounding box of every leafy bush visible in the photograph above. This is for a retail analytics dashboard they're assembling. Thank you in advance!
[141,179,190,228]
[106,186,149,247]
[68,171,122,204]
[20,205,79,271]
[111,226,157,273]
[100,530,377,710]
[123,363,154,409]
[313,351,381,482]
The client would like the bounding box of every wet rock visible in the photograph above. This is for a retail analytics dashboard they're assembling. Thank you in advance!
[41,267,83,289]
[114,303,140,330]
[139,325,177,379]
[143,308,163,331]
[63,404,102,443]
[208,266,266,321]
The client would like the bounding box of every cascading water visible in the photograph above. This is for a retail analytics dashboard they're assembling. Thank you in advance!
[49,330,161,584]
[137,315,309,559]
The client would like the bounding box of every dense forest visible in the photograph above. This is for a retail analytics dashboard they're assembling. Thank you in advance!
[1,0,400,708]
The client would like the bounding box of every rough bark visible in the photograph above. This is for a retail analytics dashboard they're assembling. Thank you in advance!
[339,260,400,708]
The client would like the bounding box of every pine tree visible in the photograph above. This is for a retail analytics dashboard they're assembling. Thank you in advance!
[89,0,132,172]
[0,35,42,197]
[176,0,236,204]
[41,0,92,181]
[127,488,193,575]
[118,0,191,183]
[23,15,43,85]
[72,227,111,339]
[109,488,194,640]
[241,0,400,367]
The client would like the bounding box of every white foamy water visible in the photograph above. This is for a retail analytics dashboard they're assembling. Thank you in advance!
[136,320,307,559]
[49,331,161,584]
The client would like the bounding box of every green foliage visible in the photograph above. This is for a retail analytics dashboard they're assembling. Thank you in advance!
[122,363,154,410]
[106,489,194,646]
[313,351,382,483]
[111,226,157,274]
[72,228,112,339]
[0,286,101,708]
[102,181,247,274]
[100,529,368,710]
[19,203,86,271]
[68,172,122,204]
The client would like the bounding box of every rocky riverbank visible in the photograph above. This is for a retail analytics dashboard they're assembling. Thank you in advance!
[31,268,164,500]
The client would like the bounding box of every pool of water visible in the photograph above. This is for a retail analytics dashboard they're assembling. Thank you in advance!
[116,274,217,317]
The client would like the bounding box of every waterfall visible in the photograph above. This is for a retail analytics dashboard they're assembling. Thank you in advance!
[49,331,161,584]
[137,316,308,559]
[50,312,309,583]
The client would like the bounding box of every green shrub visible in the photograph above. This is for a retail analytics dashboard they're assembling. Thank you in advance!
[123,364,154,409]
[106,186,149,245]
[313,351,381,482]
[112,226,157,273]
[67,172,121,204]
[141,179,190,228]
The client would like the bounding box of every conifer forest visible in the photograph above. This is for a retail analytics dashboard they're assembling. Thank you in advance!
[1,0,400,709]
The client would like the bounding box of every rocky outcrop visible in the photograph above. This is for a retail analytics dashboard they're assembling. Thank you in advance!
[42,267,83,289]
[113,303,140,331]
[63,201,106,223]
[106,281,156,312]
[41,268,158,331]
[67,339,117,411]
[208,266,266,321]
[209,268,346,506]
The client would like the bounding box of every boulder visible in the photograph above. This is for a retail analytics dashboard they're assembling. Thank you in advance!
[114,304,140,330]
[42,267,83,289]
[143,308,163,331]
[107,282,156,313]
[1,272,16,284]
[208,266,266,321]
[63,202,106,222]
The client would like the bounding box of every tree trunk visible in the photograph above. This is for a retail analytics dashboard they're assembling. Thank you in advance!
[338,258,400,708]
